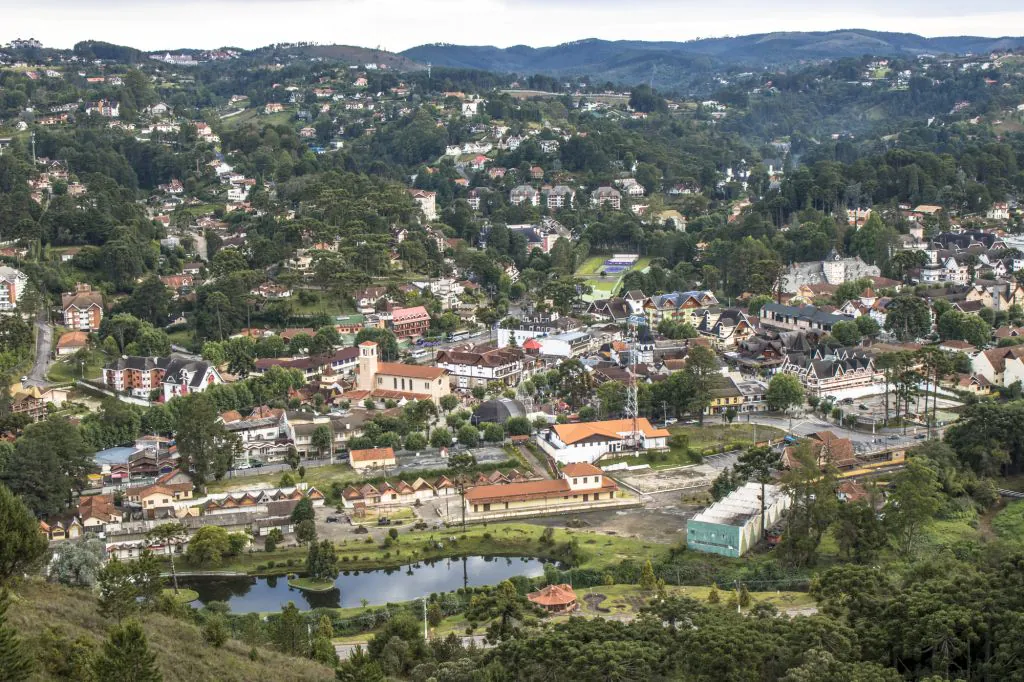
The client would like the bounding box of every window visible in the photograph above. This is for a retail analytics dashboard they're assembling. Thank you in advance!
[572,478,577,485]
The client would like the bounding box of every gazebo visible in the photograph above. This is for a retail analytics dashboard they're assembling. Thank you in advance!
[527,583,578,613]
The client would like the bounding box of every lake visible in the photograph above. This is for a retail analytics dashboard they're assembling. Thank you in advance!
[181,555,550,612]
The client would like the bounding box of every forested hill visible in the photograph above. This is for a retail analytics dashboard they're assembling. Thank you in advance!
[402,31,1024,90]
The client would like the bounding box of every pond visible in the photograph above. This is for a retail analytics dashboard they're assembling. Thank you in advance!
[181,555,550,613]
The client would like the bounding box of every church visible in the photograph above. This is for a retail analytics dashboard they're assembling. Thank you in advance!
[343,341,451,405]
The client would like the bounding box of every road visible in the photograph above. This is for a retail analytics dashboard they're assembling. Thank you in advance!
[741,413,927,450]
[25,310,54,388]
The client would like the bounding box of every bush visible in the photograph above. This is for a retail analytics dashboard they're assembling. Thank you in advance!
[388,528,399,541]
[354,525,368,534]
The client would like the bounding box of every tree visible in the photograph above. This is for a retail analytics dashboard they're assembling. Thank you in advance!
[91,620,162,682]
[778,444,839,567]
[766,373,805,417]
[404,432,427,450]
[885,296,932,341]
[684,346,719,424]
[355,328,400,362]
[97,558,139,622]
[147,522,187,592]
[265,527,284,552]
[0,588,32,681]
[482,422,504,443]
[203,614,230,648]
[829,320,862,346]
[311,425,333,461]
[747,294,774,316]
[855,315,880,339]
[430,428,453,448]
[639,560,657,591]
[186,526,232,567]
[834,499,886,564]
[735,445,783,541]
[884,457,943,557]
[285,445,300,471]
[457,424,479,447]
[311,615,337,666]
[291,497,315,523]
[272,602,308,657]
[174,395,235,485]
[505,416,531,436]
[0,419,92,517]
[0,482,48,582]
[307,540,339,581]
[51,538,106,587]
[295,519,317,545]
[439,394,459,414]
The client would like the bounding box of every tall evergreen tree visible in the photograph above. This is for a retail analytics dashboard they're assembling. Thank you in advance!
[91,620,162,682]
[0,588,32,681]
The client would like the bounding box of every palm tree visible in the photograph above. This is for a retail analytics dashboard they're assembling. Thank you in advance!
[147,522,187,592]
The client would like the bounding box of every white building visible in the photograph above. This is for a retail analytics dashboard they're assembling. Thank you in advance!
[0,265,28,311]
[540,418,670,464]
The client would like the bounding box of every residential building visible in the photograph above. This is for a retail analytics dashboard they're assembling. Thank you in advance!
[435,347,525,389]
[349,447,397,472]
[388,305,431,338]
[972,346,1024,387]
[61,283,104,331]
[351,341,451,404]
[510,185,540,207]
[86,99,119,117]
[540,419,670,464]
[697,309,756,347]
[987,202,1010,221]
[253,348,359,380]
[103,356,222,401]
[464,462,620,513]
[505,218,571,254]
[644,290,719,327]
[759,303,852,333]
[543,185,575,210]
[56,330,89,356]
[687,482,790,557]
[409,189,437,221]
[0,265,27,311]
[590,186,622,209]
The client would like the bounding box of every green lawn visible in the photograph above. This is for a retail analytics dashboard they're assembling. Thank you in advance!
[206,463,362,494]
[162,588,199,604]
[289,290,355,316]
[671,423,785,454]
[566,583,815,620]
[991,501,1024,540]
[218,108,294,130]
[288,577,337,592]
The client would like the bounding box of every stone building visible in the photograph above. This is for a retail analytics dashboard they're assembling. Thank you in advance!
[782,248,880,294]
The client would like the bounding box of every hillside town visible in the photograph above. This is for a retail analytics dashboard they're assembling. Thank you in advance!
[3,27,1024,682]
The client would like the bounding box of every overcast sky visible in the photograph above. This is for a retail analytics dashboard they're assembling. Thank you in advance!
[0,0,1020,52]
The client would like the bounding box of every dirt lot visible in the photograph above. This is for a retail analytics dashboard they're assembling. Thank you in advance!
[521,497,697,545]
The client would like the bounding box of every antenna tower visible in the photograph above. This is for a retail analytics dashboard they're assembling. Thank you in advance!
[623,314,646,454]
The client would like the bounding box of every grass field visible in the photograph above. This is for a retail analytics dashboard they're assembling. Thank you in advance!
[219,108,294,130]
[47,354,104,383]
[207,463,362,494]
[162,587,200,604]
[575,255,652,302]
[8,580,335,681]
[288,576,337,592]
[671,423,785,454]
[289,290,355,317]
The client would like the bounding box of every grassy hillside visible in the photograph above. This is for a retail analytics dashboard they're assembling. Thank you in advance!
[7,579,335,682]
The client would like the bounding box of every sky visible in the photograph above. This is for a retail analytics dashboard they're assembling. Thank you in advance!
[0,0,1021,52]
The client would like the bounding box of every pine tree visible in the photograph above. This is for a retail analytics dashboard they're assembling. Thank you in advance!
[708,583,720,604]
[639,559,657,591]
[0,588,33,681]
[91,620,162,682]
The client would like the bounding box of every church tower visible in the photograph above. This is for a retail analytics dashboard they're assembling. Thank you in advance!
[357,341,378,392]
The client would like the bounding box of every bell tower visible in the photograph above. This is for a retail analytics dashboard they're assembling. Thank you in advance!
[357,341,378,391]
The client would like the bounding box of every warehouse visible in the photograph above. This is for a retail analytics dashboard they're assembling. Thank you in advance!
[686,482,790,558]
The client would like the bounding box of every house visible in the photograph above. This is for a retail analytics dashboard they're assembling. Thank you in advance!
[264,103,284,114]
[783,431,857,470]
[687,482,790,557]
[972,346,1024,387]
[464,462,619,514]
[349,446,397,472]
[543,185,575,210]
[782,249,881,293]
[56,330,90,356]
[541,419,670,464]
[435,347,525,389]
[778,347,880,398]
[706,376,745,415]
[0,265,28,311]
[103,356,222,401]
[253,348,359,380]
[987,202,1010,221]
[86,99,119,117]
[250,282,292,299]
[388,305,431,338]
[644,291,719,327]
[759,303,852,333]
[409,189,437,221]
[352,341,451,404]
[697,309,756,347]
[351,286,389,313]
[61,283,104,331]
[590,187,622,209]
[527,584,578,613]
[510,185,540,207]
[10,383,68,422]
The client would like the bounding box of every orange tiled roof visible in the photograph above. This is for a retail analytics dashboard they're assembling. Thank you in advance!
[350,447,396,463]
[552,418,669,446]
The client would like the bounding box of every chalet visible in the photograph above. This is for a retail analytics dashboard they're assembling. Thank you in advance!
[644,290,719,327]
[435,347,526,389]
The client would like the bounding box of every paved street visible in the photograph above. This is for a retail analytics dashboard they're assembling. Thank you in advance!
[25,310,54,388]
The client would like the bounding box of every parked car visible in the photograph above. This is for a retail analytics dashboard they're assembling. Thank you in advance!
[326,516,339,523]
